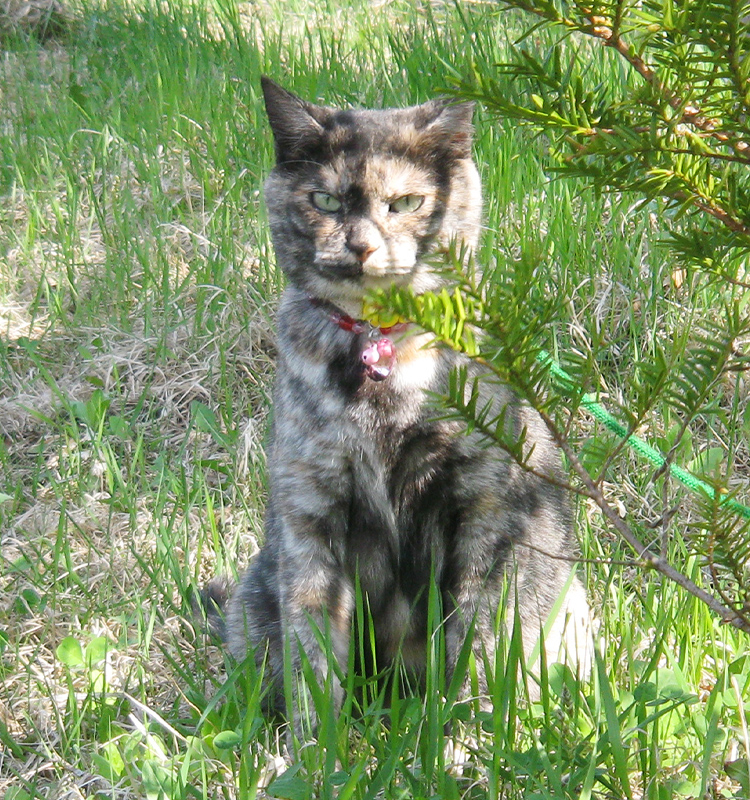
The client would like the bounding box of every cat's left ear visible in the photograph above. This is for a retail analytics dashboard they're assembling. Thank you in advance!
[261,76,331,162]
[415,99,475,159]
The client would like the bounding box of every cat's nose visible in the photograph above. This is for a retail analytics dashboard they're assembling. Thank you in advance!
[348,241,379,263]
[346,219,383,263]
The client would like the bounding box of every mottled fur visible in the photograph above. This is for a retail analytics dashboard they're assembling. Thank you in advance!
[224,78,590,734]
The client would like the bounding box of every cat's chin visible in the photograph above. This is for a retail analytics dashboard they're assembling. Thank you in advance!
[308,270,412,302]
[361,270,416,287]
[303,265,443,320]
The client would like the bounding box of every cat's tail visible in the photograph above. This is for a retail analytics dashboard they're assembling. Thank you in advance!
[191,576,234,641]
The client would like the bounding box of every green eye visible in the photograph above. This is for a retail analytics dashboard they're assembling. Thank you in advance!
[311,191,342,212]
[389,194,424,213]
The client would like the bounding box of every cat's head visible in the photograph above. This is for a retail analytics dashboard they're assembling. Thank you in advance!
[261,77,481,316]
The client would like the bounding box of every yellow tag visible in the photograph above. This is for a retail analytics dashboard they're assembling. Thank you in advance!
[361,300,403,329]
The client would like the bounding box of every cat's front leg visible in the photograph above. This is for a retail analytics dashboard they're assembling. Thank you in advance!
[440,501,523,705]
[443,573,497,703]
[278,538,353,740]
[270,459,356,741]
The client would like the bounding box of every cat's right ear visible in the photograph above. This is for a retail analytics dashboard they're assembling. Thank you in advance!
[261,77,327,162]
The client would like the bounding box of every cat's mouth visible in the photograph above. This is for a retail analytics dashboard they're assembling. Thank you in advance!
[361,269,416,285]
[308,268,416,319]
[309,259,443,320]
[316,258,416,279]
[314,259,418,287]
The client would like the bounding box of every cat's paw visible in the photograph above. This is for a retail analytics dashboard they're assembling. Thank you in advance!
[444,733,477,777]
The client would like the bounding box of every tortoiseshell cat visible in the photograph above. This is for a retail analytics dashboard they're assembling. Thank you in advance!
[222,78,590,735]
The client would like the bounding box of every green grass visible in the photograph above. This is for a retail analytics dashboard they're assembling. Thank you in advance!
[1,0,749,798]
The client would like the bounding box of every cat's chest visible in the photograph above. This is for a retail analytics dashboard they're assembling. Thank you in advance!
[348,339,441,437]
[343,347,463,502]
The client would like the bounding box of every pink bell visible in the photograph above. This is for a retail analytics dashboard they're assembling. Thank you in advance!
[361,337,396,381]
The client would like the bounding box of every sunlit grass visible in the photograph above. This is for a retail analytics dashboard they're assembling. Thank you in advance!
[1,0,748,798]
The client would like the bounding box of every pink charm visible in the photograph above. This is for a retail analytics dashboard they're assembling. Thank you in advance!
[377,338,395,359]
[309,296,408,383]
[361,336,396,381]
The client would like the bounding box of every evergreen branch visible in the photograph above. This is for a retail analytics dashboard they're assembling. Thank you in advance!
[499,0,750,160]
[568,132,750,166]
[516,539,656,568]
[512,345,750,629]
[658,147,750,167]
[706,505,750,615]
[562,129,750,234]
[674,189,750,236]
[438,375,587,497]
[387,280,750,623]
[715,272,750,290]
[540,404,750,633]
[577,10,750,159]
[723,0,750,116]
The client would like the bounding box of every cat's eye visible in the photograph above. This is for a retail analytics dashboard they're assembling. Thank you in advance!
[311,191,342,212]
[389,194,424,214]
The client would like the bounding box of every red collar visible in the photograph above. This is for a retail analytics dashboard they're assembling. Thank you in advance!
[309,297,410,381]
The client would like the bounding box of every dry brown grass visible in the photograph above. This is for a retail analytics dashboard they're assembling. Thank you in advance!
[1,0,72,39]
[0,18,275,791]
[1,451,267,795]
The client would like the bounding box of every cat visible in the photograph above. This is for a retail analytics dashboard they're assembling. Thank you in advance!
[218,77,591,738]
